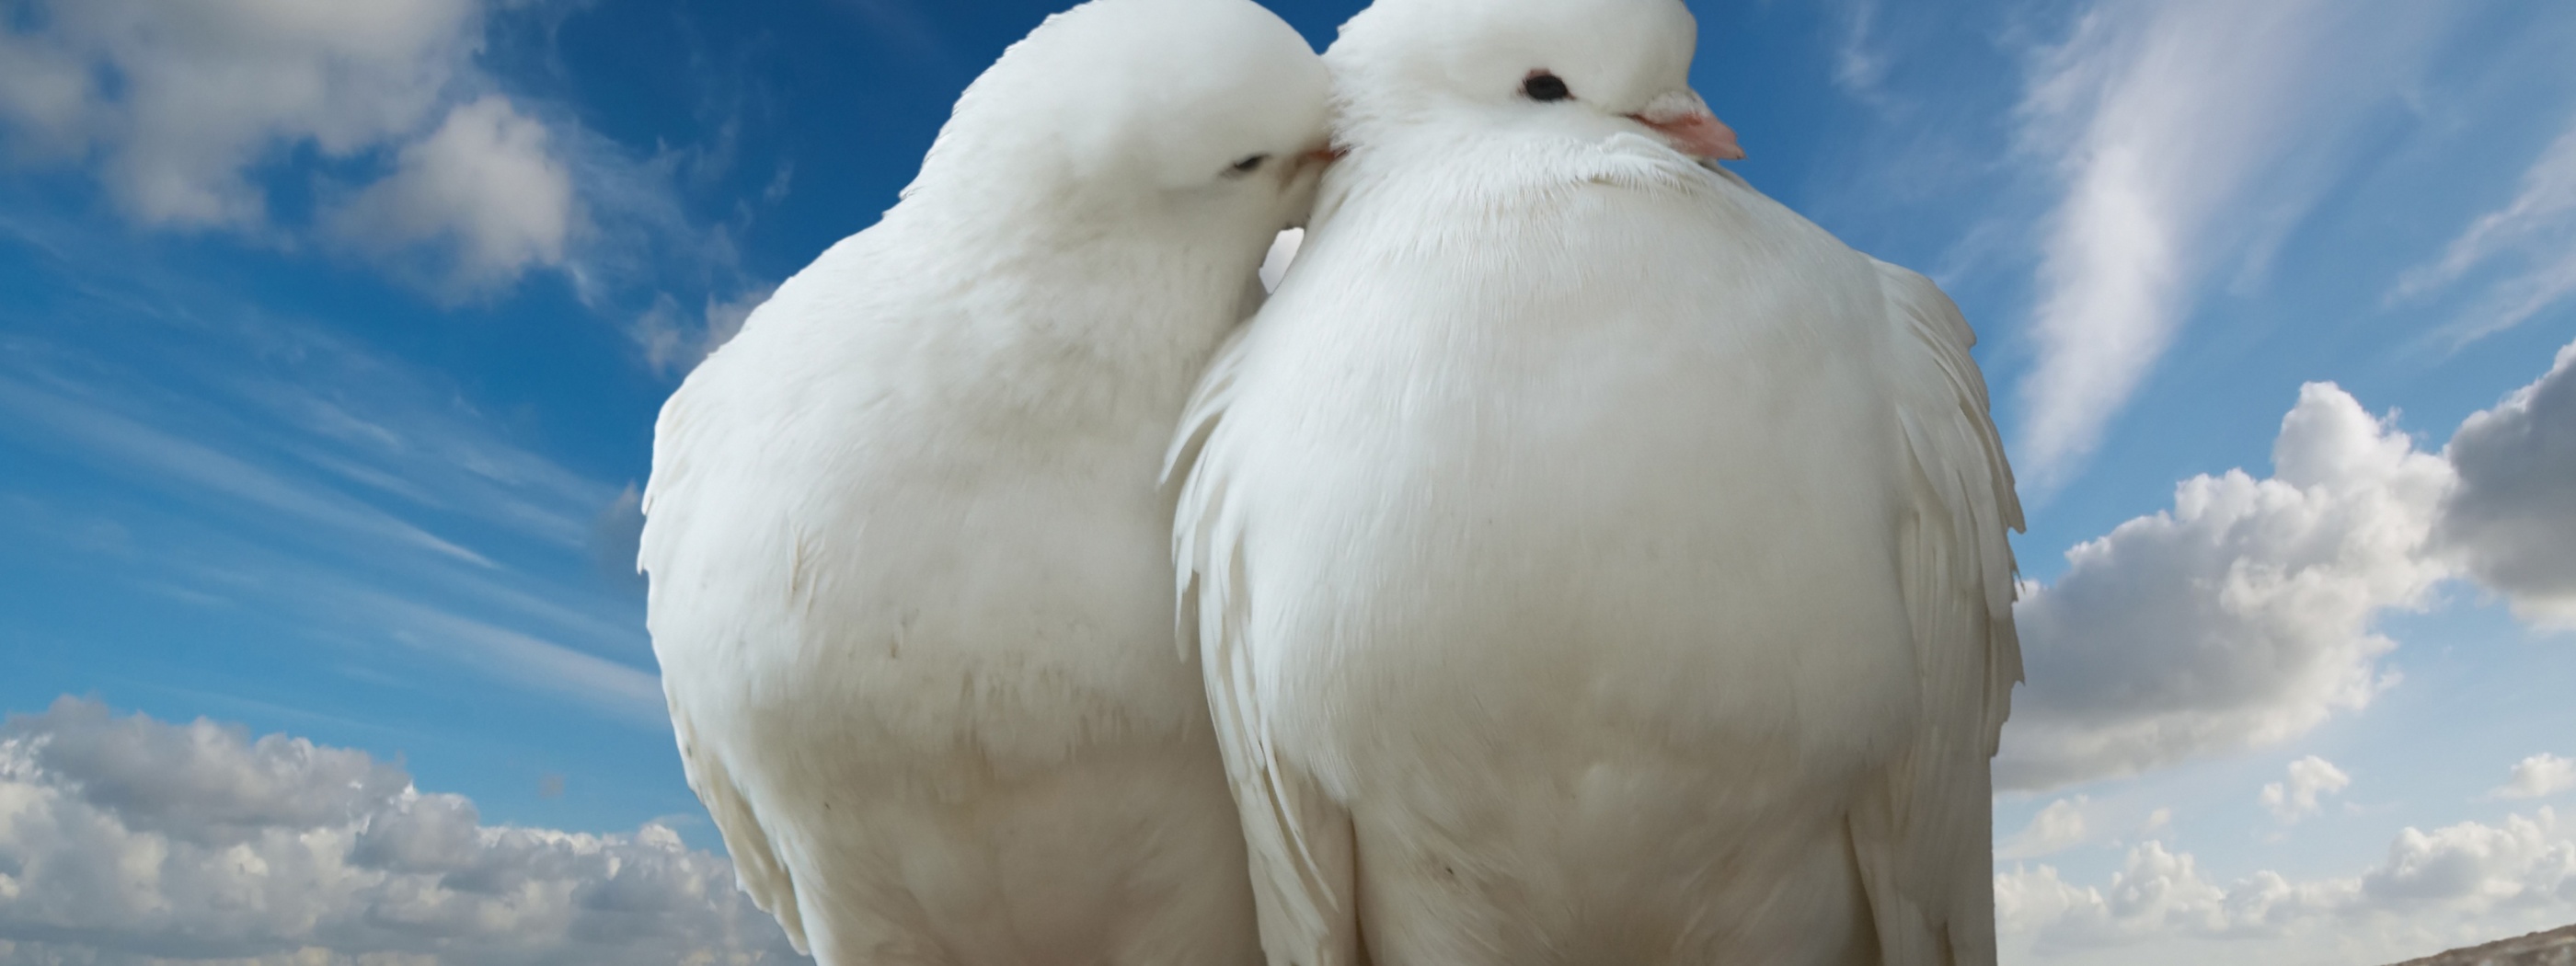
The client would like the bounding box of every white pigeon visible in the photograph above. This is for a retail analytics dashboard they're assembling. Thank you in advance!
[638,1,1331,961]
[1168,0,2023,963]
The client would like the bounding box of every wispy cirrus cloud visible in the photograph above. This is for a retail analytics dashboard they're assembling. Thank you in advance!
[2391,117,2576,348]
[361,591,664,724]
[0,260,659,724]
[1826,0,1890,104]
[0,371,498,568]
[2008,0,2458,490]
[631,281,778,377]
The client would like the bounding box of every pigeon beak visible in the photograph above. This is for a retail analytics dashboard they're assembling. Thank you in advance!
[1627,89,1744,162]
[1282,143,1345,187]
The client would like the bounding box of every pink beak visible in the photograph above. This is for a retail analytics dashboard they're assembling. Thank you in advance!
[1287,143,1346,182]
[1627,90,1744,162]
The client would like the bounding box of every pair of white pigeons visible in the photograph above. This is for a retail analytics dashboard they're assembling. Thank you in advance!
[640,0,2023,962]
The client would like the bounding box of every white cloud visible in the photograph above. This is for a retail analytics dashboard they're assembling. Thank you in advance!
[2138,807,2173,838]
[2492,754,2576,802]
[702,285,775,355]
[0,0,482,227]
[360,591,665,725]
[1997,842,2242,949]
[591,483,649,592]
[1829,0,1888,102]
[0,0,759,351]
[1994,862,2099,941]
[2260,755,2353,824]
[1997,808,2576,957]
[629,297,695,374]
[1999,384,2456,789]
[2363,811,2576,912]
[0,292,663,722]
[2003,797,2095,860]
[1997,337,2576,795]
[0,0,655,299]
[2393,117,2576,346]
[2436,339,2576,629]
[0,30,94,157]
[0,697,803,964]
[0,372,494,569]
[326,97,576,290]
[2009,0,2455,489]
[630,283,776,377]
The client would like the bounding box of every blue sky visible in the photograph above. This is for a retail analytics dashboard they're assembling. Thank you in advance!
[0,0,2571,962]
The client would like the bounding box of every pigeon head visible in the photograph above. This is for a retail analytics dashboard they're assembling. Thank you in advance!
[1324,0,1742,163]
[905,0,1333,231]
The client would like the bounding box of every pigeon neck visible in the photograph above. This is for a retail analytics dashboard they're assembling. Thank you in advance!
[909,200,1252,371]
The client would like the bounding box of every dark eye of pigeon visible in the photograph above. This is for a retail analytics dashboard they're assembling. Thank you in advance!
[1523,71,1571,102]
[1226,154,1271,177]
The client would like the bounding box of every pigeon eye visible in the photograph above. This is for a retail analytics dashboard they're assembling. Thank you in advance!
[1523,71,1571,102]
[1225,154,1271,177]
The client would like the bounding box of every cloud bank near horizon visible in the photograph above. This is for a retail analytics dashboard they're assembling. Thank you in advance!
[0,697,804,965]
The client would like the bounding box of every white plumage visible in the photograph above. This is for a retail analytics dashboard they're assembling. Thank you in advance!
[1168,0,2024,963]
[638,1,1329,961]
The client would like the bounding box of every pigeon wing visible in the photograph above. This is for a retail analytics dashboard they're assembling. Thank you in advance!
[640,362,813,956]
[1848,259,2025,966]
[1167,330,1366,966]
[671,701,811,954]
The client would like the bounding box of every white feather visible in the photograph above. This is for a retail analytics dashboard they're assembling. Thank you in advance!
[1170,1,2023,962]
[640,1,1330,961]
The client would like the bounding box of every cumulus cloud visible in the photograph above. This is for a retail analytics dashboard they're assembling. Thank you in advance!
[326,98,576,291]
[0,0,763,355]
[1997,808,2576,955]
[2436,339,2576,629]
[2492,754,2576,802]
[2363,810,2576,915]
[1999,384,2455,788]
[0,0,612,293]
[1997,842,2237,947]
[2001,797,2095,860]
[2392,117,2576,346]
[0,697,803,965]
[2260,755,2353,824]
[0,0,482,227]
[2139,807,2173,836]
[1975,333,2576,792]
[2009,0,2455,489]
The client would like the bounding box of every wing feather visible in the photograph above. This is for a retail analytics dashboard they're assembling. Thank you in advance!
[1850,259,2024,966]
[642,365,812,955]
[1168,330,1364,966]
[669,702,811,955]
